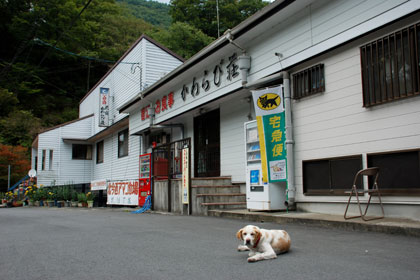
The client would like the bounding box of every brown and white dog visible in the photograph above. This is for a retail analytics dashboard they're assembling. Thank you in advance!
[236,225,291,262]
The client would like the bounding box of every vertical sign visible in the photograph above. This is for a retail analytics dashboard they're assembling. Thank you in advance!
[252,86,287,183]
[182,148,189,204]
[99,87,109,127]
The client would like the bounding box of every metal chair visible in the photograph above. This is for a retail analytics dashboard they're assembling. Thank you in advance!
[344,167,384,221]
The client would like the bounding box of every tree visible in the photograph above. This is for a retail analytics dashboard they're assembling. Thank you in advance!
[149,22,213,59]
[0,144,31,192]
[169,0,269,38]
[0,110,41,148]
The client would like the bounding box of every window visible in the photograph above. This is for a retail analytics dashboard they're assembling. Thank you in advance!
[41,150,46,170]
[72,144,92,160]
[49,150,53,170]
[303,155,363,195]
[118,129,129,158]
[96,141,104,164]
[361,23,420,107]
[293,64,325,99]
[367,150,420,195]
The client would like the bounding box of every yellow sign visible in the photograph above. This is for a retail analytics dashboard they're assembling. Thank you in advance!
[256,93,281,111]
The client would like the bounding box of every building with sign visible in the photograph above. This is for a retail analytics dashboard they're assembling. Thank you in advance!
[119,0,420,220]
[31,35,183,193]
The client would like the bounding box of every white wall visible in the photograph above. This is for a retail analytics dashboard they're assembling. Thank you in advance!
[290,16,420,206]
[92,128,141,182]
[36,116,94,186]
[220,99,251,182]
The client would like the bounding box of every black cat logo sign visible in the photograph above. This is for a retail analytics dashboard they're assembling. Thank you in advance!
[257,93,280,110]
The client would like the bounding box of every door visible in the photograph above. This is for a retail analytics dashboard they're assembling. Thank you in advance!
[194,109,220,177]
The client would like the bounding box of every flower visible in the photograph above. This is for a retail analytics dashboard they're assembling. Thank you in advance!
[86,192,95,201]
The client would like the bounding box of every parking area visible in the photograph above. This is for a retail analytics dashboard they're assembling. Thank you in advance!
[1,208,420,280]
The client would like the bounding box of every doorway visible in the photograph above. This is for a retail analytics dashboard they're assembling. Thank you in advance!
[194,109,220,177]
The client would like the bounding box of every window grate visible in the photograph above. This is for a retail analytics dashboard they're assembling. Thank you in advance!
[361,23,420,107]
[292,64,325,99]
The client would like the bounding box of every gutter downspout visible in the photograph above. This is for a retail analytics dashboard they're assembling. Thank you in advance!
[244,71,296,207]
[282,72,295,207]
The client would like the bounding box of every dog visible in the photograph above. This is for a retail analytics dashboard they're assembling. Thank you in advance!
[236,225,291,262]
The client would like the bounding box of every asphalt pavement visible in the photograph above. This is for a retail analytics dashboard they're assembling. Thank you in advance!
[1,207,419,280]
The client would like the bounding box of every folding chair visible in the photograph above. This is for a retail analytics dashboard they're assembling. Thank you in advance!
[344,167,384,221]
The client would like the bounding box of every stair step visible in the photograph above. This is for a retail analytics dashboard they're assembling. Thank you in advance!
[201,202,246,206]
[196,193,245,197]
[192,185,239,188]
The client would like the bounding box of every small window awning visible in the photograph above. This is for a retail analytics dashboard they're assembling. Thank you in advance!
[62,138,91,144]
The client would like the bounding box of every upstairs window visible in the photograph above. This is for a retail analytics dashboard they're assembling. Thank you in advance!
[49,150,53,170]
[118,129,129,158]
[72,144,92,160]
[361,23,420,107]
[293,64,325,99]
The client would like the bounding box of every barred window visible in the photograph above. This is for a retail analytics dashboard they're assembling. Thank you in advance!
[292,64,325,99]
[361,23,420,107]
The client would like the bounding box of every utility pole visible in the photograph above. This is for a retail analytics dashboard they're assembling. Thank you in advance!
[8,165,11,190]
[216,0,220,38]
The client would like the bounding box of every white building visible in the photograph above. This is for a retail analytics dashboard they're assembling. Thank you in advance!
[119,0,420,220]
[32,35,183,191]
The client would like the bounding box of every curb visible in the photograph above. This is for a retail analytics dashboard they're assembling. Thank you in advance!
[208,210,420,238]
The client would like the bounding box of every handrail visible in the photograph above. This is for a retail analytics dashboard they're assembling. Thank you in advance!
[8,175,29,191]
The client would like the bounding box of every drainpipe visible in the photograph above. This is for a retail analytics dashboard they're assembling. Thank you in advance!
[282,72,295,208]
[244,71,296,207]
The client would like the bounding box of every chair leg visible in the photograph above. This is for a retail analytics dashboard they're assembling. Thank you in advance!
[344,186,364,220]
[362,187,384,221]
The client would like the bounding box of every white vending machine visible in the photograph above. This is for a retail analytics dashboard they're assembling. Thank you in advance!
[244,120,287,211]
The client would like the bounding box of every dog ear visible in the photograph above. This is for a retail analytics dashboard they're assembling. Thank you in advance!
[254,228,262,242]
[236,229,244,240]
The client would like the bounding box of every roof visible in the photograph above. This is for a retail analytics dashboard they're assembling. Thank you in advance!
[118,0,295,113]
[79,34,185,105]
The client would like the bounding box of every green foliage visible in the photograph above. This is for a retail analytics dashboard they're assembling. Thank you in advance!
[117,0,171,28]
[169,0,269,38]
[78,192,87,203]
[0,110,41,148]
[71,189,78,202]
[149,22,213,59]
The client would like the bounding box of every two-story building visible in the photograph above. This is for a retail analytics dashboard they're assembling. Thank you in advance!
[119,0,420,220]
[31,35,183,195]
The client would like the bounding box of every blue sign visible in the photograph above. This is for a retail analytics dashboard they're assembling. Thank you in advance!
[250,170,260,185]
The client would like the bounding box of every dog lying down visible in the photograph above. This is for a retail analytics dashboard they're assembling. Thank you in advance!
[236,225,291,263]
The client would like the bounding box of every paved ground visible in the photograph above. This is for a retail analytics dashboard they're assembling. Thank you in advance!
[1,208,420,280]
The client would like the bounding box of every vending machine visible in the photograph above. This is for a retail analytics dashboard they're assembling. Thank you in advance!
[244,120,287,211]
[139,153,152,206]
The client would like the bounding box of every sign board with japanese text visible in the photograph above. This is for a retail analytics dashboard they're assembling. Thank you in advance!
[135,52,241,133]
[252,86,287,183]
[182,148,189,204]
[107,180,139,206]
[99,87,110,127]
[90,179,107,191]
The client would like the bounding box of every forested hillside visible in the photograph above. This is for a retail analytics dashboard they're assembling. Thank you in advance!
[117,0,171,28]
[0,0,268,190]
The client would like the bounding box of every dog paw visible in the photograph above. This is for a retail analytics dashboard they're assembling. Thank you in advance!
[247,257,258,263]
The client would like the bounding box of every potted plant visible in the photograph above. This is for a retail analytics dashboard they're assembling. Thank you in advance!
[5,192,14,207]
[47,190,55,207]
[71,189,78,207]
[63,187,71,207]
[78,193,87,207]
[56,187,64,208]
[86,192,95,208]
[25,185,38,206]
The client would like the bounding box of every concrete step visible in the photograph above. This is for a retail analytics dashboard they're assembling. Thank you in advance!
[201,202,247,206]
[192,185,241,194]
[196,193,245,197]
